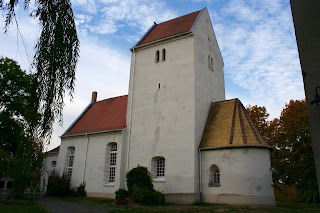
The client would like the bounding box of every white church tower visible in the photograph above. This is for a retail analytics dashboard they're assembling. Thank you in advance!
[126,8,224,203]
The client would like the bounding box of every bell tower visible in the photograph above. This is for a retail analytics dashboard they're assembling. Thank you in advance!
[126,8,225,203]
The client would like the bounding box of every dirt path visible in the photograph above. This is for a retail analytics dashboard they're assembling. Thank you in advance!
[38,197,114,213]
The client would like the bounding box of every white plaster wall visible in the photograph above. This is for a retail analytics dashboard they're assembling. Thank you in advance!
[57,136,87,188]
[58,131,124,198]
[193,9,225,193]
[127,36,196,195]
[41,153,58,192]
[201,148,275,206]
[84,131,123,198]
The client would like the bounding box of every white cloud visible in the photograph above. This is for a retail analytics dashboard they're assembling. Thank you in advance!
[211,0,304,118]
[73,0,177,36]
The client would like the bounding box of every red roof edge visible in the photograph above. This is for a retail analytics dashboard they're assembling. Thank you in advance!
[45,146,60,154]
[132,9,203,48]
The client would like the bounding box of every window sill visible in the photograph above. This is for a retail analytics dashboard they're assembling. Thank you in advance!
[104,182,115,187]
[209,183,220,187]
[153,177,165,182]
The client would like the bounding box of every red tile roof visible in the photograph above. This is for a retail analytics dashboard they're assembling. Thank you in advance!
[138,10,201,46]
[63,95,128,136]
[45,146,60,154]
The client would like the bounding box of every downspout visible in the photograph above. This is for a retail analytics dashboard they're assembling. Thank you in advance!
[83,134,89,183]
[199,149,202,201]
[126,48,136,176]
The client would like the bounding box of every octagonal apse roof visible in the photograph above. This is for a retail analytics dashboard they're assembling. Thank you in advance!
[199,99,271,150]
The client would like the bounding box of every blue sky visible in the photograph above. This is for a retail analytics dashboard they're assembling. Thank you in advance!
[0,0,305,150]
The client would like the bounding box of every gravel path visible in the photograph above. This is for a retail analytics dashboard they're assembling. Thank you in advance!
[38,197,114,213]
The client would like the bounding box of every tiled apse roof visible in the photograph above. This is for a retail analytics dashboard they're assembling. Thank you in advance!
[45,146,60,154]
[199,99,270,150]
[63,95,128,136]
[138,10,201,46]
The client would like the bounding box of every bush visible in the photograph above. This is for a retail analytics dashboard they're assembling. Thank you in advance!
[75,182,87,197]
[126,166,153,192]
[115,189,130,201]
[124,166,165,206]
[46,172,71,197]
[133,188,165,205]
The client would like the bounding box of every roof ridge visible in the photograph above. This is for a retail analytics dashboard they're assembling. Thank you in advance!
[96,94,128,103]
[157,9,201,25]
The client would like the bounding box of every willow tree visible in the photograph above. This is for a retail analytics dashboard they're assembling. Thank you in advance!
[1,0,79,198]
[1,0,80,140]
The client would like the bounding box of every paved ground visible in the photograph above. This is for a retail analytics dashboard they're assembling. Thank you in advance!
[38,197,114,213]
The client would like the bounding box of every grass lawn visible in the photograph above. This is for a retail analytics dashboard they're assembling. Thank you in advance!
[55,197,320,212]
[0,201,47,213]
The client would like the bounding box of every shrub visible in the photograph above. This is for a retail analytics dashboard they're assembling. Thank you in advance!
[46,172,71,197]
[75,182,87,197]
[125,166,165,205]
[115,189,130,201]
[133,188,165,205]
[126,166,153,192]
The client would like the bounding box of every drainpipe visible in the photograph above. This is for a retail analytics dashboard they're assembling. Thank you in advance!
[199,149,202,201]
[126,48,136,177]
[83,134,89,183]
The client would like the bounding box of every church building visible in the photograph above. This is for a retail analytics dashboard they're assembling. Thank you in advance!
[43,8,276,206]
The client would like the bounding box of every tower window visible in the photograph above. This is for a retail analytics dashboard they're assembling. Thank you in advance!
[162,49,166,61]
[155,50,160,63]
[151,156,165,180]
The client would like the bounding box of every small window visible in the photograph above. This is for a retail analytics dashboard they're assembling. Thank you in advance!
[7,181,13,189]
[162,49,166,61]
[211,58,213,71]
[151,156,165,179]
[208,55,211,69]
[0,181,5,189]
[51,161,57,167]
[157,158,165,177]
[209,164,220,187]
[155,50,160,63]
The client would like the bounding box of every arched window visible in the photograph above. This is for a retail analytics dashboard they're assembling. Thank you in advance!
[210,58,213,71]
[151,156,165,179]
[104,142,117,183]
[155,50,160,63]
[209,164,220,187]
[64,146,75,179]
[51,161,57,167]
[162,49,166,61]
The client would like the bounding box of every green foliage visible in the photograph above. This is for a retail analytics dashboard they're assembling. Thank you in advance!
[0,57,44,199]
[75,182,87,197]
[46,172,71,197]
[126,165,153,192]
[115,189,130,201]
[247,100,318,203]
[132,188,165,206]
[1,0,80,141]
[125,166,164,205]
[32,0,80,139]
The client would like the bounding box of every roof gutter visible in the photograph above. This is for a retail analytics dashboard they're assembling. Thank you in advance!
[61,128,123,138]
